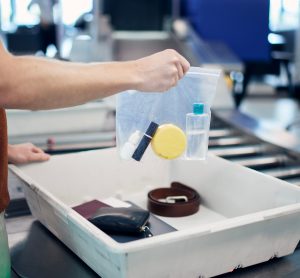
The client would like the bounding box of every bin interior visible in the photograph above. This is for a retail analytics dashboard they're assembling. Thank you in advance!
[16,148,300,231]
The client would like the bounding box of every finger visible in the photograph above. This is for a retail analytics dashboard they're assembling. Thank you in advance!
[177,54,190,74]
[32,146,45,153]
[175,61,184,80]
[30,152,50,162]
[172,67,179,87]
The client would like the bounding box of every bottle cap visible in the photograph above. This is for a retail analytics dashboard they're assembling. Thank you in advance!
[151,124,187,160]
[193,103,204,115]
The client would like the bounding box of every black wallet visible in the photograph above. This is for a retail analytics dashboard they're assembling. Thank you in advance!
[88,207,152,237]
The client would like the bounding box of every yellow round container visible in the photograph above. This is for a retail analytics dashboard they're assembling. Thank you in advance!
[151,124,187,160]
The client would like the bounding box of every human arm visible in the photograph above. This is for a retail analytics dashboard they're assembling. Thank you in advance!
[0,42,190,110]
[8,143,50,164]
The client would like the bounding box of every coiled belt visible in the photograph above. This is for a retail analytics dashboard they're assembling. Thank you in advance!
[147,182,201,217]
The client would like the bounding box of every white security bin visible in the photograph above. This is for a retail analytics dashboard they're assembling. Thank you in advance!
[10,148,300,278]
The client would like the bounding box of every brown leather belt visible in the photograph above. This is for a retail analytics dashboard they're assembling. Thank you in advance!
[147,182,201,217]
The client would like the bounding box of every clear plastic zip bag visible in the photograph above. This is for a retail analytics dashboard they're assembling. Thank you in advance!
[116,67,221,161]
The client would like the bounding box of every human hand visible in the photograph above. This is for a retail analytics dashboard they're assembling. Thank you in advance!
[8,143,50,164]
[133,49,190,92]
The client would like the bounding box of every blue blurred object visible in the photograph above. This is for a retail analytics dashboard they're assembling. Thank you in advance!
[184,0,270,62]
[183,0,295,106]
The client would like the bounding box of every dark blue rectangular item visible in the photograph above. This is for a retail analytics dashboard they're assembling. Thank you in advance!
[132,121,159,161]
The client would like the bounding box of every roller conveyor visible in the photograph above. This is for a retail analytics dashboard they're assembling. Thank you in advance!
[209,111,300,185]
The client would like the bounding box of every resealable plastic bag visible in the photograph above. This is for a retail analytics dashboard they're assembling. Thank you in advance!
[116,67,221,161]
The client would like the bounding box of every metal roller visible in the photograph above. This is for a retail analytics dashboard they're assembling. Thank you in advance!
[231,155,290,170]
[262,167,300,179]
[209,136,254,147]
[209,144,271,158]
[208,129,237,138]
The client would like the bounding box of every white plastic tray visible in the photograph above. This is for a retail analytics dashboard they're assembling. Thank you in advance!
[10,148,300,278]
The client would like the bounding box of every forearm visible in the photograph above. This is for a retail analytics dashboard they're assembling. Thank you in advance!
[0,41,190,110]
[0,55,139,110]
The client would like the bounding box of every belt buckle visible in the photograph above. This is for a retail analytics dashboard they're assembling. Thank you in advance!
[158,195,188,204]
